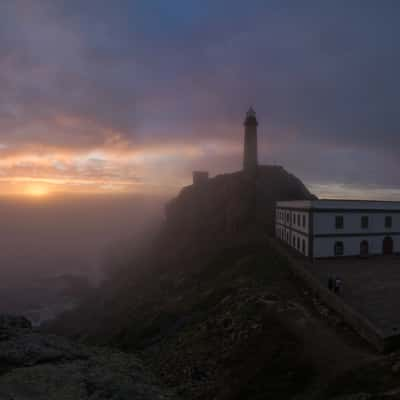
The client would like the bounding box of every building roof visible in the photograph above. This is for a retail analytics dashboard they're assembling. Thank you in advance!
[276,199,400,211]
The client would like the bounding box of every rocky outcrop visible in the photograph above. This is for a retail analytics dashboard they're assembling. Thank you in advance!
[43,166,319,399]
[0,315,175,400]
[164,166,315,240]
[0,315,31,338]
[153,166,316,275]
[44,165,400,399]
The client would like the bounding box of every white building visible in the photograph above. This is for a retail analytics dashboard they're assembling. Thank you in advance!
[275,200,400,258]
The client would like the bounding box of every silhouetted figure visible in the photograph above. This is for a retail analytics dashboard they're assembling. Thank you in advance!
[328,276,334,291]
[334,277,342,295]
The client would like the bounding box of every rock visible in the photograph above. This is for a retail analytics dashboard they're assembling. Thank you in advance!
[0,350,175,400]
[163,166,316,245]
[392,361,400,374]
[0,332,88,367]
[0,350,177,400]
[331,394,372,400]
[0,316,32,342]
[0,315,31,333]
[0,315,175,400]
[222,318,233,329]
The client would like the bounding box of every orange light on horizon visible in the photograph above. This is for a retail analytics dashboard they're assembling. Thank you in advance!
[0,176,176,198]
[23,184,51,198]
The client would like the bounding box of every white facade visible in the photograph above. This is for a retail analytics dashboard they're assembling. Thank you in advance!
[276,200,400,258]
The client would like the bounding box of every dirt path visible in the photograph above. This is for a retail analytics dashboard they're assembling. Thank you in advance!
[284,265,381,399]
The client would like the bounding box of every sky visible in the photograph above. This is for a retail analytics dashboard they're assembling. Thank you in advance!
[0,0,400,199]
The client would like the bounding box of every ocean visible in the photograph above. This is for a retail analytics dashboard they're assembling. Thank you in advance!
[0,194,165,325]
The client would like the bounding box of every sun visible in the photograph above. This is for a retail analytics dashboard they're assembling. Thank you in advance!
[23,184,51,198]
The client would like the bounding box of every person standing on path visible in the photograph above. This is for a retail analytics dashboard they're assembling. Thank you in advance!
[335,277,342,295]
[328,276,334,291]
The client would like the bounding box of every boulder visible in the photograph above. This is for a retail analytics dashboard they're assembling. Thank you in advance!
[0,315,175,400]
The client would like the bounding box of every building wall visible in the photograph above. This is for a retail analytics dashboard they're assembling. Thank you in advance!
[313,212,400,236]
[276,203,400,258]
[275,207,310,256]
[275,208,310,234]
[313,235,400,258]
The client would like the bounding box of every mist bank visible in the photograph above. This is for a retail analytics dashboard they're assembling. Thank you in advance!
[0,193,166,321]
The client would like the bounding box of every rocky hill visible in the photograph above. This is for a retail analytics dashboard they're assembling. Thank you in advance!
[154,165,316,276]
[45,166,400,399]
[164,165,315,237]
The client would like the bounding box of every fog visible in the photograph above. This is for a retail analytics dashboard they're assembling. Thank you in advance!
[0,194,166,324]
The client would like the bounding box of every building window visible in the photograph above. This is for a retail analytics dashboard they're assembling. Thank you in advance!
[297,237,300,250]
[293,214,296,225]
[287,213,290,224]
[385,216,392,229]
[335,216,344,229]
[302,215,306,228]
[334,241,344,256]
[297,214,301,226]
[302,239,306,254]
[292,236,296,247]
[361,216,369,229]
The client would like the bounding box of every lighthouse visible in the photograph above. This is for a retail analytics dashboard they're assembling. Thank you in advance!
[243,107,258,172]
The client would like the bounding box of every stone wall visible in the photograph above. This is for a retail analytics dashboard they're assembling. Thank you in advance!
[270,238,399,353]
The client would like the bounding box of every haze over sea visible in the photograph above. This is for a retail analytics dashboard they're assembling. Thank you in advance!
[0,194,164,324]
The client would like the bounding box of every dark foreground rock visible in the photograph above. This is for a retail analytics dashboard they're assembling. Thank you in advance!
[0,315,174,400]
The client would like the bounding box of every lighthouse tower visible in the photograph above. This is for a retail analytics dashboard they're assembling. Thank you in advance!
[243,107,258,172]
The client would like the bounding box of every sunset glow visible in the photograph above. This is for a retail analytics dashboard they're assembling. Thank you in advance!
[0,1,398,200]
[0,138,242,197]
[23,184,50,198]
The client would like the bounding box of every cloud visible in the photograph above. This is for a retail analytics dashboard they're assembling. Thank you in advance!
[0,0,399,197]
